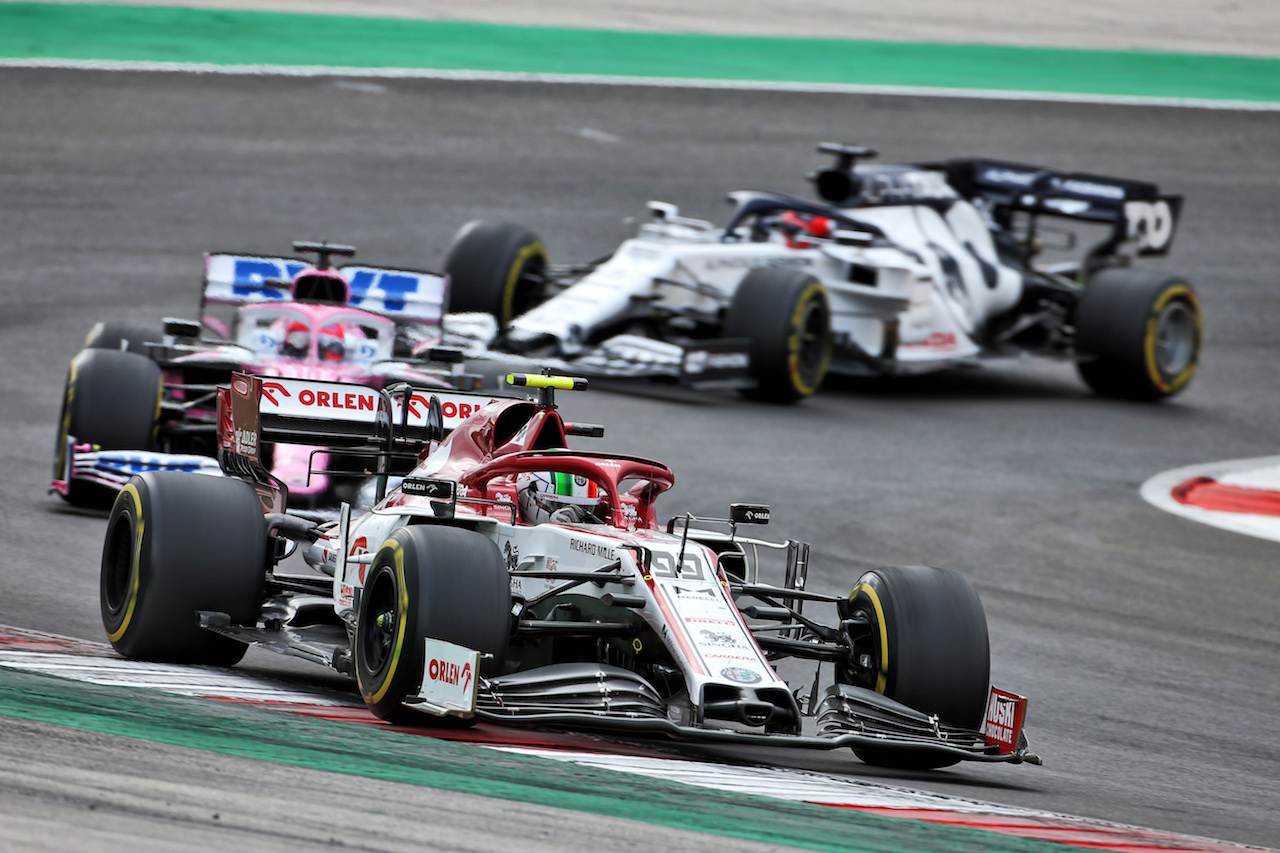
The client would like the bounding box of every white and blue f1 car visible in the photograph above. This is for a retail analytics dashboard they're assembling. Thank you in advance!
[441,144,1201,403]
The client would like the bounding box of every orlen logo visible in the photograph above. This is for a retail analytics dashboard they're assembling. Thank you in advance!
[260,381,291,406]
[428,658,473,692]
[440,401,481,420]
[349,536,369,583]
[391,397,483,422]
[299,388,377,411]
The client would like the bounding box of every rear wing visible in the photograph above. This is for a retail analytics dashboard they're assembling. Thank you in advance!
[938,159,1183,256]
[216,373,510,510]
[201,253,449,327]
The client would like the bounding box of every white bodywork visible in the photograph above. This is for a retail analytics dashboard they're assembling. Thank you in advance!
[458,184,1027,374]
[319,498,788,714]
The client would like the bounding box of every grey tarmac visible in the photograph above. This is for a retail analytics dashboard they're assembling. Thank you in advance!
[0,65,1277,851]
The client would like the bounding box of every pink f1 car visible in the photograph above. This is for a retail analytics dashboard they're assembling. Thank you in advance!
[53,240,467,508]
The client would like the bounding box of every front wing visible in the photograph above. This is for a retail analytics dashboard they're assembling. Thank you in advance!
[52,442,222,496]
[459,662,1036,765]
[467,678,1037,765]
[443,315,752,390]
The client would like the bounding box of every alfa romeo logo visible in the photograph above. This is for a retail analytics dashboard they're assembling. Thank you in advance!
[720,666,761,684]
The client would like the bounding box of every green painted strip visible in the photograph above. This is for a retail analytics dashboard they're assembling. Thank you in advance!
[0,3,1278,103]
[0,666,1070,853]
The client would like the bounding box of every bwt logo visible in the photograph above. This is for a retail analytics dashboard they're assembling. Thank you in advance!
[232,259,305,299]
[427,659,473,693]
[346,270,424,313]
[230,259,428,312]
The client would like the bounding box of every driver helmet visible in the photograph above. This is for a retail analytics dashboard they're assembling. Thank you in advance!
[317,322,346,362]
[280,321,310,358]
[516,471,600,524]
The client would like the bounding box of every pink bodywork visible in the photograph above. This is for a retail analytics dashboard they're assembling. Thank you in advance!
[174,301,448,501]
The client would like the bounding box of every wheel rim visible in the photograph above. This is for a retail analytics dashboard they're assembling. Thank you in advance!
[1153,300,1197,379]
[793,298,830,388]
[359,570,398,677]
[840,604,881,693]
[102,515,134,618]
[511,259,545,318]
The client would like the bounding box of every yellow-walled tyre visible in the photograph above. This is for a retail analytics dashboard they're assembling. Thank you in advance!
[53,348,162,508]
[100,472,267,665]
[443,220,548,327]
[1074,269,1202,401]
[355,525,511,723]
[839,565,990,770]
[724,267,833,403]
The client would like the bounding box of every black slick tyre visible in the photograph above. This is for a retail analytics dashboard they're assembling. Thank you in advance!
[1074,268,1202,401]
[355,525,511,724]
[724,267,833,403]
[53,348,163,508]
[85,320,166,355]
[100,472,267,665]
[443,220,548,326]
[842,565,990,770]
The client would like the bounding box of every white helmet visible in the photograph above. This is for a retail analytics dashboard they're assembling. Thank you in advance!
[516,471,600,524]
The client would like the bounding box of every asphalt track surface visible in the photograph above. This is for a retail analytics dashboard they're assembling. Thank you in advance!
[1,68,1278,849]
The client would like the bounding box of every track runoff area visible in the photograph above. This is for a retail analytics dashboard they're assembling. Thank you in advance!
[0,626,1268,853]
[2,4,1278,853]
[0,3,1278,109]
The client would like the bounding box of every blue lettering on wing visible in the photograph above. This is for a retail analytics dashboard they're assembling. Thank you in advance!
[102,455,208,474]
[231,259,304,299]
[375,274,419,312]
[348,271,420,312]
[347,270,376,306]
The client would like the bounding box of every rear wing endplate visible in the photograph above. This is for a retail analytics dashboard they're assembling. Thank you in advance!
[217,373,509,507]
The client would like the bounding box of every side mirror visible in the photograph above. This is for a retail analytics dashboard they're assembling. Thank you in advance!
[730,503,770,525]
[163,317,202,338]
[424,347,466,364]
[564,422,605,438]
[647,200,679,221]
[833,230,875,247]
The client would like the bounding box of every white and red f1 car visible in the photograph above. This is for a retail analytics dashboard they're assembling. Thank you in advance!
[100,371,1039,769]
[54,240,469,508]
[442,144,1201,403]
